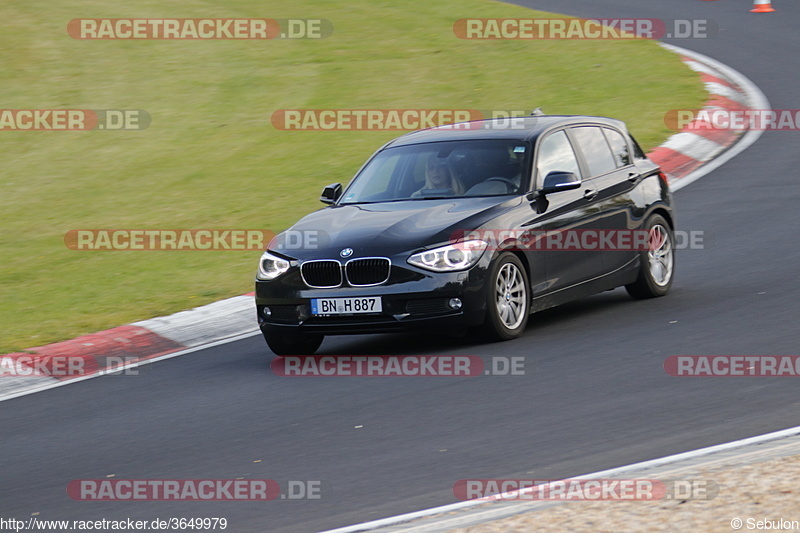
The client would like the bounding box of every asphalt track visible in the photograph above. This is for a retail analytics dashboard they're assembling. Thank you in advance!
[2,1,800,531]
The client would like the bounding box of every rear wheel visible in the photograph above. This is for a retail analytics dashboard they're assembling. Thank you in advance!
[625,214,674,299]
[264,332,324,356]
[481,252,530,341]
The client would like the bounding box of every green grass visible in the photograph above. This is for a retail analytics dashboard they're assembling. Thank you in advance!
[0,0,705,353]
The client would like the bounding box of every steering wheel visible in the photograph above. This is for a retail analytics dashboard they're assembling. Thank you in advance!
[484,177,518,193]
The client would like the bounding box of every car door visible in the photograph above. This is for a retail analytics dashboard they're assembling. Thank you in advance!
[521,128,606,295]
[568,125,639,274]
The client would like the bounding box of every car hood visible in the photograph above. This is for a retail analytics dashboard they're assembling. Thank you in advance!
[272,197,520,259]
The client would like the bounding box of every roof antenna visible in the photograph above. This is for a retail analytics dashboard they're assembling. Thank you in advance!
[530,107,544,116]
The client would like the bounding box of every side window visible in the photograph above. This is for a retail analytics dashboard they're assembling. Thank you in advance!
[571,127,616,177]
[536,130,582,187]
[603,128,632,167]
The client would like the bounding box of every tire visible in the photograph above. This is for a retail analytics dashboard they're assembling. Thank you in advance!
[264,332,324,356]
[480,252,530,341]
[625,214,675,299]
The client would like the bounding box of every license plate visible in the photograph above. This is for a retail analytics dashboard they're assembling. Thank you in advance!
[311,297,382,316]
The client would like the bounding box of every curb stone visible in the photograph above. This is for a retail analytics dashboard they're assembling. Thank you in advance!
[649,54,755,183]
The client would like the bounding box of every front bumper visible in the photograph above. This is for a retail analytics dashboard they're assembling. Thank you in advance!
[255,258,491,336]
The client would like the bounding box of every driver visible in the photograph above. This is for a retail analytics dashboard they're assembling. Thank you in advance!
[411,158,465,198]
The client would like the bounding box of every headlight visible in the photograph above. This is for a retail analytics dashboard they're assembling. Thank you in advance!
[257,251,291,280]
[408,240,488,272]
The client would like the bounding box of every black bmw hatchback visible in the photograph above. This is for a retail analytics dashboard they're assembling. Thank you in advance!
[256,115,674,355]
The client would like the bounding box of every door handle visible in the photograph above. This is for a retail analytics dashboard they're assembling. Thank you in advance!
[583,188,598,200]
[627,172,640,182]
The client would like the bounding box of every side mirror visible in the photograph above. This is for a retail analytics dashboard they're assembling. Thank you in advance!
[320,183,342,205]
[539,171,581,195]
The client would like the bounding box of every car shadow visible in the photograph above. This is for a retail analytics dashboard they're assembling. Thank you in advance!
[314,288,637,356]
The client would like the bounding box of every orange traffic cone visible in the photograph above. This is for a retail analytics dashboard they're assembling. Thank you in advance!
[751,0,775,12]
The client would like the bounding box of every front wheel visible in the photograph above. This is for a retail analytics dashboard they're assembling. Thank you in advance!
[264,332,324,356]
[480,252,530,341]
[625,214,675,299]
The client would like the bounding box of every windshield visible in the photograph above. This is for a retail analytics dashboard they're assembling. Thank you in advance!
[339,140,531,204]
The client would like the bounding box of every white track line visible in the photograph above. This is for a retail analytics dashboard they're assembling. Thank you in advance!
[320,425,800,533]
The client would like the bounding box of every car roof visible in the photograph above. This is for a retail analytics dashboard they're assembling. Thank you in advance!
[384,115,628,147]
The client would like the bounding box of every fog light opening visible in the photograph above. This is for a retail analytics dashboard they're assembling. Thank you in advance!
[297,305,310,321]
[448,298,463,310]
